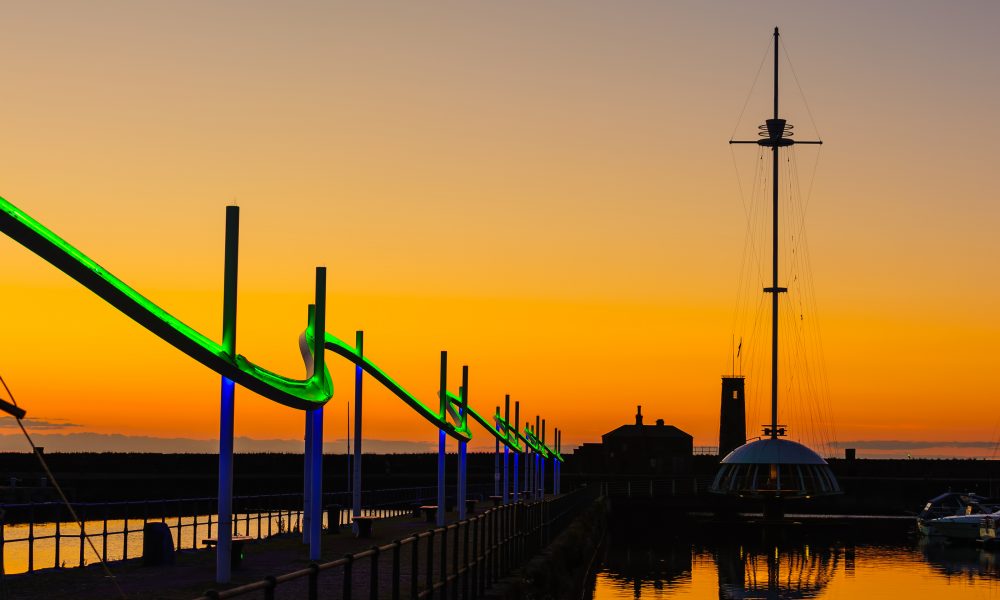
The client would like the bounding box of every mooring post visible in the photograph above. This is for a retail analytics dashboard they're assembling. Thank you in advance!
[513,401,520,503]
[458,366,469,520]
[437,351,447,527]
[216,205,239,584]
[308,266,326,561]
[502,395,510,504]
[353,330,364,534]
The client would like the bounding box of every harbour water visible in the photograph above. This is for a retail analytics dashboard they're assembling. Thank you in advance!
[588,516,1000,599]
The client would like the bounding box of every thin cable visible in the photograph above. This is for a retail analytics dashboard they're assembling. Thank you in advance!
[730,38,774,141]
[0,373,126,600]
[780,38,823,141]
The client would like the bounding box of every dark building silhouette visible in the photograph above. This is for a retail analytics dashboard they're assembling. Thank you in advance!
[570,406,693,475]
[718,377,746,458]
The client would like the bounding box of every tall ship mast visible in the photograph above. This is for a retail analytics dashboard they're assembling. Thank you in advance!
[710,27,840,517]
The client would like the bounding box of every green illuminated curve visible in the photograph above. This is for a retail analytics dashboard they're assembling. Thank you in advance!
[0,195,562,458]
[0,195,332,410]
[320,332,472,442]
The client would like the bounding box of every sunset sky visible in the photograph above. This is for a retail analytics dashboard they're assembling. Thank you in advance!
[0,2,998,458]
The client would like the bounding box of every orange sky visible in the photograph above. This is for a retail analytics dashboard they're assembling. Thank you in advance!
[0,2,998,457]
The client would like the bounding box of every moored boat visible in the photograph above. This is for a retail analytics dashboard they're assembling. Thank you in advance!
[917,492,996,539]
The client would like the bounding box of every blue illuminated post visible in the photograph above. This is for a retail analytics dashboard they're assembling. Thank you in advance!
[541,419,546,498]
[502,395,510,504]
[535,416,541,500]
[555,429,561,495]
[216,205,239,584]
[494,407,500,497]
[303,410,313,545]
[458,366,468,520]
[437,351,447,527]
[525,425,532,498]
[352,331,364,533]
[307,267,326,560]
[513,401,520,502]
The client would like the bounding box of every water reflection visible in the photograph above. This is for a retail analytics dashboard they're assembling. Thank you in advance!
[716,544,837,599]
[590,518,1000,599]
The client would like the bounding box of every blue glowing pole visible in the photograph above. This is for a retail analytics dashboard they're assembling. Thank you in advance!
[494,408,500,497]
[524,424,535,498]
[308,406,323,560]
[513,401,520,502]
[535,416,541,500]
[503,395,510,504]
[307,266,326,560]
[352,331,364,531]
[303,411,313,545]
[216,205,239,584]
[541,419,546,498]
[555,429,561,495]
[437,351,447,527]
[458,366,468,520]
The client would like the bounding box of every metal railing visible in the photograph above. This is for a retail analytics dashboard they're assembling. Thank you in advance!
[1,485,483,575]
[194,487,594,600]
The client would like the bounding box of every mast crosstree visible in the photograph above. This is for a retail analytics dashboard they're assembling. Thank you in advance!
[729,27,821,441]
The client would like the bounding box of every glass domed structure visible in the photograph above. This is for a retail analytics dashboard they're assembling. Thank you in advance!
[710,438,840,498]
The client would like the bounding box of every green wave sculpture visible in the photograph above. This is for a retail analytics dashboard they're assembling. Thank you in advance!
[0,195,561,460]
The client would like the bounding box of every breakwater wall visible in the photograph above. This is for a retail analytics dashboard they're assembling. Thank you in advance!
[0,452,505,503]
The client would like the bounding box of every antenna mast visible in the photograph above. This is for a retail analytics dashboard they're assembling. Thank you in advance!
[729,27,822,439]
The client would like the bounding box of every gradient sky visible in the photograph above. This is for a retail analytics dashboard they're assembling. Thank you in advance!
[0,1,998,457]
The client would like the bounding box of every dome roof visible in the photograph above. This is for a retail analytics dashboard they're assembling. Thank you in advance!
[720,438,828,465]
[711,438,841,498]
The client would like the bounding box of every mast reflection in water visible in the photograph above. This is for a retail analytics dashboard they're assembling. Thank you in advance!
[587,519,1000,599]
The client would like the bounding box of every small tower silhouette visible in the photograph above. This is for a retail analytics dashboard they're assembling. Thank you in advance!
[635,405,643,426]
[718,377,746,458]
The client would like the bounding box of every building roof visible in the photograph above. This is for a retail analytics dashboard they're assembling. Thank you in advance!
[602,423,692,441]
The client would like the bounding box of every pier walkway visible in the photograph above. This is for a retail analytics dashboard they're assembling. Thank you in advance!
[6,507,485,600]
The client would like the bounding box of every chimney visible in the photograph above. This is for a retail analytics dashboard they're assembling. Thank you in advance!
[635,405,643,426]
[656,419,664,427]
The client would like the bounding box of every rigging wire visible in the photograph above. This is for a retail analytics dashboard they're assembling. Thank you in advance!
[730,38,774,141]
[780,37,823,141]
[0,372,127,600]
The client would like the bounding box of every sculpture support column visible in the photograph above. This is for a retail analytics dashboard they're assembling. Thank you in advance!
[216,205,239,584]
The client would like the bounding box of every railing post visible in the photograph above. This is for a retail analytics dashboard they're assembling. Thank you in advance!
[411,535,421,600]
[370,545,381,600]
[263,575,277,600]
[0,508,5,576]
[451,523,460,600]
[440,525,448,600]
[78,505,86,568]
[343,553,354,600]
[308,563,319,600]
[462,519,470,600]
[470,517,479,596]
[53,504,60,569]
[123,502,131,561]
[392,539,402,600]
[426,530,435,597]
